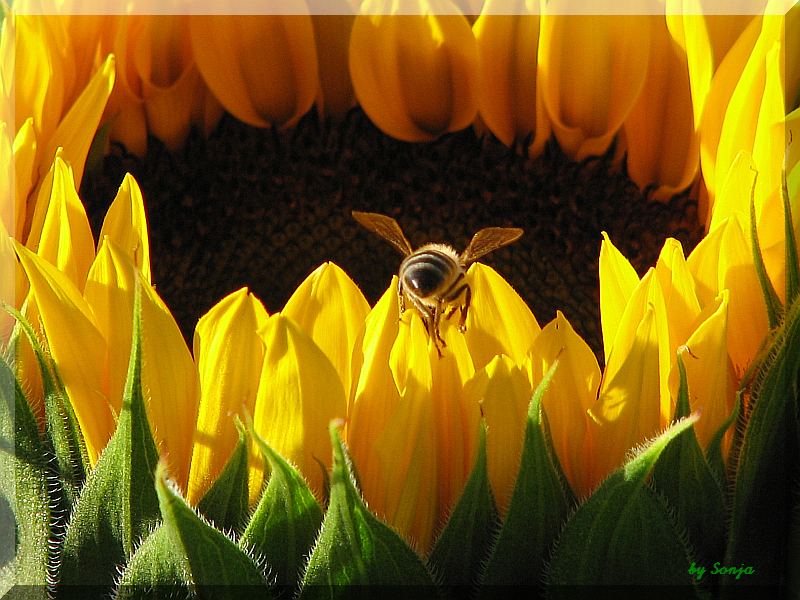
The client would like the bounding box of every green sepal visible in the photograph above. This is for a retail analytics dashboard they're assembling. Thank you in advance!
[479,360,570,589]
[545,416,700,589]
[117,460,270,598]
[198,418,250,533]
[705,385,741,487]
[59,278,160,588]
[651,352,726,565]
[782,164,799,306]
[300,423,437,595]
[428,420,497,589]
[0,355,51,588]
[724,292,800,584]
[240,426,323,588]
[749,176,782,328]
[7,304,87,505]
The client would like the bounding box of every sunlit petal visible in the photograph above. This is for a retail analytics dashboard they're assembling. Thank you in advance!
[654,238,701,357]
[14,242,112,465]
[283,262,370,401]
[254,314,347,500]
[463,354,529,514]
[526,311,601,498]
[36,157,95,291]
[188,287,268,506]
[463,263,540,370]
[598,232,640,363]
[98,173,152,282]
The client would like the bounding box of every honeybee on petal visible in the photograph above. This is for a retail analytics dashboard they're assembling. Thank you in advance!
[352,211,523,356]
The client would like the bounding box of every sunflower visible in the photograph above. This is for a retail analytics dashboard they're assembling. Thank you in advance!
[2,0,798,595]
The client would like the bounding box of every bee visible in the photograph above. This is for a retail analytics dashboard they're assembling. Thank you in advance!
[352,211,523,356]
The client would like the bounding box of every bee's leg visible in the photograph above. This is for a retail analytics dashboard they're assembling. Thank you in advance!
[433,302,446,352]
[444,306,458,320]
[397,280,406,321]
[458,285,472,333]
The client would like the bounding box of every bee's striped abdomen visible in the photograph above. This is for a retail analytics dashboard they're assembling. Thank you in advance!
[400,248,461,300]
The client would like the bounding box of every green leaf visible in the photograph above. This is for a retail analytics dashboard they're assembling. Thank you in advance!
[60,278,160,588]
[0,355,51,589]
[749,172,782,328]
[117,460,270,598]
[545,416,700,589]
[782,166,799,306]
[651,352,726,565]
[300,423,436,595]
[198,419,250,533]
[428,421,497,589]
[724,292,800,584]
[240,426,323,588]
[479,360,570,589]
[705,390,740,487]
[8,304,87,505]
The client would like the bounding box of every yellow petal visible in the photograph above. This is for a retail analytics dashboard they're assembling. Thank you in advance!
[786,2,800,111]
[654,238,701,356]
[349,1,479,141]
[539,12,650,160]
[430,323,477,519]
[189,15,318,128]
[472,1,550,155]
[14,242,112,465]
[98,173,152,282]
[43,53,115,188]
[254,314,347,500]
[11,119,38,239]
[666,8,755,130]
[463,354,529,514]
[0,225,16,345]
[624,16,699,200]
[676,290,735,457]
[311,13,357,118]
[347,279,402,490]
[140,276,199,491]
[526,311,601,498]
[598,232,640,363]
[698,14,762,201]
[687,215,768,375]
[36,156,95,291]
[188,287,269,506]
[462,263,540,370]
[590,270,671,481]
[282,262,370,401]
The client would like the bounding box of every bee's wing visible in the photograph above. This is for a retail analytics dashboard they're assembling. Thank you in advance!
[460,227,523,265]
[352,211,414,256]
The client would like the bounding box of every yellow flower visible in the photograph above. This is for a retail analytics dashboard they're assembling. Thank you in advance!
[349,0,479,142]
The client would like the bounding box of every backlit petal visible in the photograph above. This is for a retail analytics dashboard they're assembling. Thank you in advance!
[472,1,550,155]
[312,13,357,118]
[539,12,650,160]
[349,0,479,141]
[188,288,268,506]
[654,238,701,356]
[190,15,318,128]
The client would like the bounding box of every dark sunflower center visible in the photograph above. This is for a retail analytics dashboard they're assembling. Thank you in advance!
[81,109,704,364]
